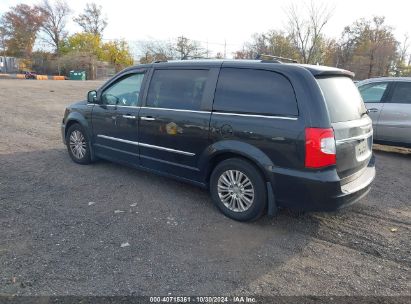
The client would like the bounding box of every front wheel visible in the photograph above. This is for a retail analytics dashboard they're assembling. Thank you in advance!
[66,124,91,165]
[210,158,267,221]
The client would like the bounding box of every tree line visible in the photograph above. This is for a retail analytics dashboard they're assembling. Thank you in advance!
[138,2,411,79]
[1,0,410,80]
[0,0,133,78]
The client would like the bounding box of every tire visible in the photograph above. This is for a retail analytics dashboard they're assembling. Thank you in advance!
[66,123,92,165]
[210,158,267,221]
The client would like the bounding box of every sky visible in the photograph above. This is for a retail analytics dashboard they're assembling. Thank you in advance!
[1,0,410,58]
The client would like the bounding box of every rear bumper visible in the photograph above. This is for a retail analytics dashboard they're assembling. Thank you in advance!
[272,155,376,211]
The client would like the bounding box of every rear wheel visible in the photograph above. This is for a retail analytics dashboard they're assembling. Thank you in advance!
[210,158,267,221]
[66,124,91,165]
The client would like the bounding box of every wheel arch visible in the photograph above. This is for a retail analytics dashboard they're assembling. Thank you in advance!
[204,141,277,220]
[64,112,91,141]
[64,112,95,161]
[200,140,275,186]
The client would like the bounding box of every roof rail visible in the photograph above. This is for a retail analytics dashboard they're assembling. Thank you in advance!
[152,60,168,64]
[256,54,298,63]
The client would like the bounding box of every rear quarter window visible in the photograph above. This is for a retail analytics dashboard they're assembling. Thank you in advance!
[317,76,367,123]
[146,69,208,110]
[389,82,411,104]
[213,68,298,116]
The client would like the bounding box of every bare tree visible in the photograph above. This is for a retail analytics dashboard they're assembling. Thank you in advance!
[175,36,206,60]
[286,0,334,64]
[398,34,409,64]
[38,0,71,54]
[73,3,107,37]
[236,31,299,60]
[232,48,254,60]
[138,36,206,62]
[138,40,175,63]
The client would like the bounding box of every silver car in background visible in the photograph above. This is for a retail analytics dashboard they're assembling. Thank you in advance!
[357,77,411,147]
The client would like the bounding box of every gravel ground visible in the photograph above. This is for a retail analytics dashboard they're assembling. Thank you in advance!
[0,79,410,296]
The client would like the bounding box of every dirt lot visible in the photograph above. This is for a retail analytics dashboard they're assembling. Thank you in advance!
[0,79,410,296]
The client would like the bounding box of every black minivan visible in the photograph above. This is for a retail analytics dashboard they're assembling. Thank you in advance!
[61,60,375,221]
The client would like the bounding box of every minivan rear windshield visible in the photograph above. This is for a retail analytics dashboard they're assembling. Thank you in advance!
[316,76,366,123]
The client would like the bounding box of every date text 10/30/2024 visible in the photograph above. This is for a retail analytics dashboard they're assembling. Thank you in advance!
[149,296,257,303]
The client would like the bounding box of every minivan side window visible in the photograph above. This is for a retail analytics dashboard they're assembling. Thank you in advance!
[358,82,388,103]
[101,73,145,106]
[213,68,298,116]
[146,69,209,110]
[389,82,411,104]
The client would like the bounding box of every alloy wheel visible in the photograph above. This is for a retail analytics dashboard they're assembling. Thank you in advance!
[217,169,255,212]
[69,130,87,160]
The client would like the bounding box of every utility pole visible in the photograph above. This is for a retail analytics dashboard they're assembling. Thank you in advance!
[2,52,6,74]
[0,28,7,73]
[178,35,185,60]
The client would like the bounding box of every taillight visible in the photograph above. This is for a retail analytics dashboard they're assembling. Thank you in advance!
[305,128,336,168]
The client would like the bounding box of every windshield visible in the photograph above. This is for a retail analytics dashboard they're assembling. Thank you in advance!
[316,76,367,123]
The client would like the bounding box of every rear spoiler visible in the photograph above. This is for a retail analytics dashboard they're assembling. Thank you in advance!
[298,64,355,79]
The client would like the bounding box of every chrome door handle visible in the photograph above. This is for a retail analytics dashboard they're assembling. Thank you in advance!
[122,115,136,119]
[368,108,378,113]
[140,116,155,121]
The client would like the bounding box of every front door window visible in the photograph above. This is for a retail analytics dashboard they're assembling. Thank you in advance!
[101,73,145,106]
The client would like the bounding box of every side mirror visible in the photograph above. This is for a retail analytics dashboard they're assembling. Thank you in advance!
[87,90,98,103]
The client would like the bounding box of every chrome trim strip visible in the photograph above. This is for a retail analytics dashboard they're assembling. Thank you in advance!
[141,106,298,120]
[94,143,139,157]
[139,143,195,156]
[106,105,139,109]
[140,154,199,171]
[141,107,210,114]
[97,135,139,146]
[336,131,373,144]
[88,104,138,109]
[97,135,195,156]
[212,112,298,120]
[99,105,298,120]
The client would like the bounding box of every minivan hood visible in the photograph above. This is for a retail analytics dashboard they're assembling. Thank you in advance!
[72,100,87,106]
[67,100,87,109]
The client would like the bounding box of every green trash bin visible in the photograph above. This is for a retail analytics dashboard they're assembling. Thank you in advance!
[69,70,86,80]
